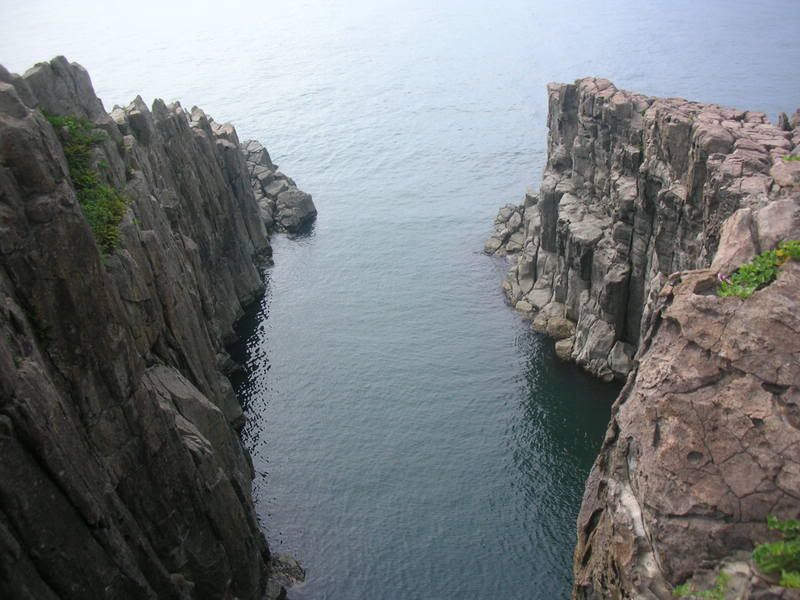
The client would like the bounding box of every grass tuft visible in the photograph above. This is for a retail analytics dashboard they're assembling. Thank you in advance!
[45,113,128,254]
[717,240,800,299]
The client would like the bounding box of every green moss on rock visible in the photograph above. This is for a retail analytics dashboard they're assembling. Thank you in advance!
[45,113,127,254]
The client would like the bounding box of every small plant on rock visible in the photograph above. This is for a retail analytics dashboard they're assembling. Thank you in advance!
[44,113,128,254]
[752,516,800,588]
[717,240,800,299]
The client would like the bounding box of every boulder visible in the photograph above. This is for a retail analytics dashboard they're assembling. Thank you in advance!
[554,337,574,361]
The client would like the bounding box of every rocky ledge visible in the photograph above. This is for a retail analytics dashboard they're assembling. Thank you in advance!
[488,78,800,382]
[488,80,799,598]
[0,57,305,599]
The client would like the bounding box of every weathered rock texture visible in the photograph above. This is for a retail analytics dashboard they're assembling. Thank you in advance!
[492,80,800,598]
[494,78,800,382]
[574,264,800,599]
[241,139,316,233]
[0,57,295,599]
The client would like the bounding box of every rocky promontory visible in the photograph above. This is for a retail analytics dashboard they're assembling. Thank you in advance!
[0,57,311,599]
[489,78,799,382]
[488,79,799,598]
[241,139,316,233]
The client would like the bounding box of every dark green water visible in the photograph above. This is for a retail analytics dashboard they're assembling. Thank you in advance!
[229,233,618,599]
[5,0,799,597]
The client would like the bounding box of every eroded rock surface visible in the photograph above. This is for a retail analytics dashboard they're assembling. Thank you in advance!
[0,57,293,599]
[493,78,800,381]
[485,196,530,255]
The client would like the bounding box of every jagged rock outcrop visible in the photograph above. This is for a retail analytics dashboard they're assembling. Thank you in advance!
[0,57,296,599]
[240,139,316,233]
[488,81,800,598]
[573,262,800,600]
[493,78,800,381]
[489,78,799,598]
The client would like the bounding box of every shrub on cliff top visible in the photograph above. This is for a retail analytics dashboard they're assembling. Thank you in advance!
[753,516,800,588]
[717,240,800,299]
[45,113,128,254]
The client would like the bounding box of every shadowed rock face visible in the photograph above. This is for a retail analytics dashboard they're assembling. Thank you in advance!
[0,57,291,599]
[492,78,800,382]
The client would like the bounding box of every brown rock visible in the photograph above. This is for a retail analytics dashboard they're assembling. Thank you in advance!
[573,265,800,599]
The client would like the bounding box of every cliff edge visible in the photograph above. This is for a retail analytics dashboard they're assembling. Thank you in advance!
[488,79,799,598]
[489,78,799,381]
[0,57,309,599]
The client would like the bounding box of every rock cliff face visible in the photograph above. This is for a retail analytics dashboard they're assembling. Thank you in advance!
[491,78,800,381]
[488,80,800,597]
[574,263,800,600]
[0,57,302,599]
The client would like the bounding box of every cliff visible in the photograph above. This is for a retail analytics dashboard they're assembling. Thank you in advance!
[488,80,800,597]
[488,78,799,381]
[0,57,310,599]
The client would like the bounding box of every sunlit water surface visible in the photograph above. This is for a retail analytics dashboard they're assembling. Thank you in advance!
[2,1,799,597]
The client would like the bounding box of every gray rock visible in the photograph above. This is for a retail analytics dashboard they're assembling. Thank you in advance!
[514,300,534,315]
[275,189,317,232]
[546,316,575,340]
[607,341,634,379]
[239,140,316,233]
[484,202,525,255]
[493,77,799,381]
[0,57,293,600]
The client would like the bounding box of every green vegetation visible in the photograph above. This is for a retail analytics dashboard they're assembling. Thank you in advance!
[782,155,800,162]
[673,572,730,599]
[753,516,800,588]
[717,240,800,299]
[673,582,692,597]
[45,113,128,254]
